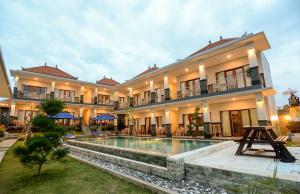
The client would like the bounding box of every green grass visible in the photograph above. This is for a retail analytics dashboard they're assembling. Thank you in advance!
[0,142,153,194]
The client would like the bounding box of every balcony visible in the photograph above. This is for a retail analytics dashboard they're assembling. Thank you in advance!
[55,96,80,103]
[115,73,265,110]
[16,91,47,100]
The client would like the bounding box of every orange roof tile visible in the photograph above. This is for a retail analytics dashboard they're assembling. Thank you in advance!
[97,77,119,86]
[188,38,236,57]
[22,65,77,80]
[132,65,159,79]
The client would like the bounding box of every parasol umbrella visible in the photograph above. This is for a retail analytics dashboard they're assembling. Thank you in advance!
[49,112,78,120]
[94,114,115,121]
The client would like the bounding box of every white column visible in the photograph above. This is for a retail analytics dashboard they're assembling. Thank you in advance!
[114,91,119,101]
[198,64,206,80]
[80,86,84,95]
[150,112,155,125]
[150,78,154,93]
[247,43,259,68]
[51,81,55,92]
[94,88,98,97]
[10,100,16,117]
[79,107,83,118]
[93,109,97,118]
[164,73,169,89]
[165,109,170,124]
[157,89,161,102]
[129,88,133,97]
[14,76,19,87]
[255,92,268,125]
[202,101,211,123]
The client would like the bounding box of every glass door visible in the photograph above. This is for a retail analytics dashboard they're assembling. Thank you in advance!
[230,110,243,136]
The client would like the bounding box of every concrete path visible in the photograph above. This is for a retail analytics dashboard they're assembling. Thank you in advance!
[0,138,17,163]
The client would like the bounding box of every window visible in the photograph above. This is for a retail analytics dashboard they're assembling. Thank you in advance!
[98,94,110,104]
[54,89,75,102]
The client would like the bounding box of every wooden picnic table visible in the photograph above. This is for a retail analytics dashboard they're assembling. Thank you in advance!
[235,126,296,163]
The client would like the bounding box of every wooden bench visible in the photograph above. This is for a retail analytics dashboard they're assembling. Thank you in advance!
[274,136,288,144]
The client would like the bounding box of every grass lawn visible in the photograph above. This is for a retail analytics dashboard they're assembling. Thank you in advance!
[0,142,153,194]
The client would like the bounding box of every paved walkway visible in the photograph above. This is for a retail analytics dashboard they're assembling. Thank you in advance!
[0,138,17,163]
[186,142,300,182]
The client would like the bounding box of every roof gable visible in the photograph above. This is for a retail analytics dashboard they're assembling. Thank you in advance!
[22,65,77,80]
[132,65,159,79]
[188,38,236,57]
[97,77,119,86]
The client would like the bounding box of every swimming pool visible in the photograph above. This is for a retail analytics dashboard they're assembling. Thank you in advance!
[79,136,220,156]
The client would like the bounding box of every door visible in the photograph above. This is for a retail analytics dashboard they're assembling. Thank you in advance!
[145,117,151,134]
[230,110,243,136]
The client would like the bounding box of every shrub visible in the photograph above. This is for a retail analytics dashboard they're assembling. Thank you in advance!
[14,136,68,176]
[14,99,68,176]
[0,126,5,137]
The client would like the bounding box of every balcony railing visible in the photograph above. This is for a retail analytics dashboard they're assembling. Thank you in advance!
[116,74,265,110]
[55,96,80,103]
[16,91,47,100]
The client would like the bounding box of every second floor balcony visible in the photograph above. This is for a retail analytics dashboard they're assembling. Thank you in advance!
[116,73,266,110]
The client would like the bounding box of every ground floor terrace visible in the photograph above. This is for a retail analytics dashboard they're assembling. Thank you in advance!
[116,90,278,138]
[6,89,278,138]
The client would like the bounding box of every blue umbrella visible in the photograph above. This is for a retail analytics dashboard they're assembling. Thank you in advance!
[50,112,78,120]
[94,114,115,121]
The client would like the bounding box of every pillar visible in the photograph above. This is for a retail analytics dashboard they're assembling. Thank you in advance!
[13,76,19,98]
[79,107,83,130]
[199,64,208,94]
[129,116,134,135]
[114,114,118,132]
[255,92,269,126]
[150,78,155,103]
[80,86,84,103]
[202,101,211,138]
[128,88,133,107]
[93,88,98,104]
[50,81,55,100]
[247,43,261,85]
[150,112,156,136]
[113,91,119,110]
[165,109,172,137]
[164,73,170,101]
[10,100,16,117]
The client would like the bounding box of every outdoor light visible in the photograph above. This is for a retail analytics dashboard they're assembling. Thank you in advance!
[247,48,255,56]
[199,64,204,71]
[271,115,278,121]
[203,107,208,112]
[232,97,236,101]
[227,54,232,58]
[34,77,38,80]
[285,115,291,121]
[185,68,189,72]
[66,82,69,85]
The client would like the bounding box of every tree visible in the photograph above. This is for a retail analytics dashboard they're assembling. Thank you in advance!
[14,99,68,176]
[39,99,65,117]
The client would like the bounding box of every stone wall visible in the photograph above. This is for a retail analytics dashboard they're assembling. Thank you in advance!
[185,163,300,192]
[66,140,167,166]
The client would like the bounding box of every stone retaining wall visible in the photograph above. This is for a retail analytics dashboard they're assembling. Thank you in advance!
[66,140,167,166]
[185,162,300,192]
[65,144,185,181]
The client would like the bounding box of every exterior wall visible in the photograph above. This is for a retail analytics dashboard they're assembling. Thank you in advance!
[210,99,256,123]
[258,52,273,87]
[206,57,249,85]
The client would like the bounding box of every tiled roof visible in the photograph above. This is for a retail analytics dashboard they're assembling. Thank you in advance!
[22,65,78,80]
[188,38,236,57]
[97,77,120,86]
[133,65,159,79]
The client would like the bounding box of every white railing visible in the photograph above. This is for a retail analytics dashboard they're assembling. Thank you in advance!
[20,91,47,100]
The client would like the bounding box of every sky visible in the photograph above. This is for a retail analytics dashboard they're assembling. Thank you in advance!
[0,0,299,106]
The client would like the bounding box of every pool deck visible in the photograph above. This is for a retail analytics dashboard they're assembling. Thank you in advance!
[186,141,300,182]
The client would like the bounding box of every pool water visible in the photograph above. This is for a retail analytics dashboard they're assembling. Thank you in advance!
[80,137,220,155]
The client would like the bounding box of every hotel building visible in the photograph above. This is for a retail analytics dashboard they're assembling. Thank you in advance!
[8,32,278,137]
